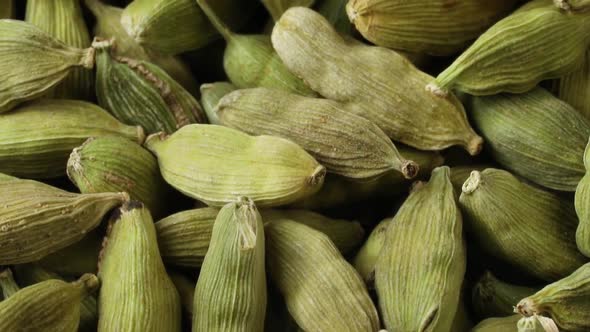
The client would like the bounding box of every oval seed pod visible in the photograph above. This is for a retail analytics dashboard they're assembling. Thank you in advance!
[353,217,389,286]
[26,0,93,100]
[217,88,419,180]
[460,169,587,281]
[347,0,517,56]
[37,231,103,277]
[0,99,144,179]
[169,271,195,317]
[575,138,590,257]
[516,263,590,332]
[472,315,521,332]
[266,218,380,331]
[262,0,315,21]
[0,19,95,113]
[0,269,19,300]
[67,136,171,219]
[271,7,483,155]
[554,49,590,120]
[428,0,590,96]
[0,175,127,265]
[469,87,590,191]
[193,198,267,331]
[472,271,538,319]
[375,166,466,332]
[0,0,14,19]
[145,124,326,207]
[200,82,236,124]
[98,202,181,332]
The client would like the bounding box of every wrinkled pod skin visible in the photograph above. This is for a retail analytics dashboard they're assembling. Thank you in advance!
[575,135,590,257]
[471,315,521,332]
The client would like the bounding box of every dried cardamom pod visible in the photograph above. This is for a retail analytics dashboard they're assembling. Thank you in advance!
[93,39,206,134]
[200,82,236,124]
[0,174,127,265]
[217,87,419,180]
[555,0,590,10]
[26,0,93,100]
[316,0,353,35]
[554,49,590,120]
[271,7,483,155]
[347,0,517,56]
[0,0,14,19]
[262,0,315,21]
[0,19,95,113]
[169,271,195,317]
[353,217,389,286]
[517,263,590,332]
[98,202,181,332]
[193,198,267,331]
[0,99,145,179]
[575,138,590,257]
[0,269,19,301]
[469,87,590,191]
[37,231,103,277]
[428,0,590,96]
[472,315,521,332]
[67,136,171,219]
[375,166,466,332]
[450,165,490,196]
[145,124,326,207]
[460,169,587,281]
[518,315,558,332]
[266,217,380,331]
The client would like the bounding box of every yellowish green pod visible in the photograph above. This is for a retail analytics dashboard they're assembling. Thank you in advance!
[262,0,315,21]
[0,0,14,18]
[353,217,389,286]
[575,138,590,257]
[200,82,236,124]
[555,49,590,120]
[517,315,559,332]
[472,271,538,319]
[0,269,19,301]
[471,315,521,332]
[36,231,103,277]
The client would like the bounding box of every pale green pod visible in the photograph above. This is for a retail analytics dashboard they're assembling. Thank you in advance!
[375,166,466,332]
[98,202,181,332]
[471,315,521,332]
[0,19,95,113]
[26,0,94,100]
[555,49,590,120]
[37,231,103,277]
[472,271,538,319]
[460,169,587,281]
[266,218,380,331]
[516,263,590,332]
[67,136,171,219]
[262,0,315,21]
[469,87,590,191]
[271,7,483,155]
[555,0,590,10]
[200,82,236,124]
[429,0,590,96]
[517,316,555,332]
[0,269,19,300]
[575,138,590,257]
[316,0,353,35]
[217,88,419,180]
[353,217,389,286]
[0,175,127,265]
[145,124,326,207]
[169,271,195,317]
[0,99,145,179]
[0,0,14,18]
[193,198,266,331]
[0,274,98,332]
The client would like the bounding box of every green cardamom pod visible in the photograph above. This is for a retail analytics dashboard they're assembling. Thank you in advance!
[375,166,466,332]
[145,124,326,207]
[518,315,558,332]
[98,202,181,332]
[469,87,590,191]
[217,87,419,180]
[460,169,587,281]
[0,174,127,265]
[554,49,590,120]
[555,0,590,10]
[472,271,538,319]
[353,217,389,286]
[0,0,14,18]
[266,217,380,331]
[450,165,490,197]
[262,0,315,21]
[516,262,590,332]
[575,138,590,257]
[67,136,171,219]
[37,231,103,277]
[271,7,483,155]
[0,19,95,113]
[0,99,145,179]
[316,0,353,35]
[0,269,19,301]
[200,82,236,124]
[193,198,266,331]
[169,271,195,317]
[429,0,590,96]
[472,315,521,332]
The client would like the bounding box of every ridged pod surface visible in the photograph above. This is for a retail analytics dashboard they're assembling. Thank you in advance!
[575,138,590,257]
[346,0,517,55]
[193,198,266,331]
[145,124,325,207]
[262,0,315,20]
[98,202,181,332]
[0,19,94,113]
[0,99,144,179]
[472,315,521,332]
[375,166,466,332]
[460,169,587,281]
[26,0,93,100]
[37,231,103,277]
[0,269,19,300]
[555,49,590,120]
[472,271,538,319]
[429,0,590,96]
[200,82,236,124]
[353,217,389,286]
[469,87,590,191]
[0,174,127,265]
[517,315,558,332]
[266,218,380,331]
[271,7,483,155]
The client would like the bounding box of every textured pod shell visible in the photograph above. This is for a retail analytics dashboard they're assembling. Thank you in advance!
[262,0,315,20]
[353,217,389,286]
[0,274,98,332]
[575,138,590,257]
[145,124,325,207]
[271,7,483,155]
[375,166,466,332]
[516,263,590,332]
[98,202,181,332]
[26,0,93,100]
[193,198,267,331]
[169,271,195,317]
[0,269,19,300]
[429,0,590,96]
[472,271,538,319]
[0,99,144,179]
[347,0,517,56]
[0,0,14,18]
[0,19,94,113]
[460,169,587,281]
[469,87,590,191]
[266,218,380,332]
[472,315,521,332]
[217,88,418,180]
[200,82,236,124]
[518,316,553,332]
[0,175,127,265]
[68,136,171,219]
[555,49,590,120]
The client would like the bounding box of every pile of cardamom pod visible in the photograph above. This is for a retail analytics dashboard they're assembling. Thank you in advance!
[0,0,589,331]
